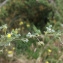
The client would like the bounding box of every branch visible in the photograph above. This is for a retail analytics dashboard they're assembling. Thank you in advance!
[0,0,8,8]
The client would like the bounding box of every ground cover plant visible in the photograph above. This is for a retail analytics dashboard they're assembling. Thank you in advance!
[0,23,63,63]
[0,0,63,63]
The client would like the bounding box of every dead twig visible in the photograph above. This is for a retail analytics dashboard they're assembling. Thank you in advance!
[0,0,8,8]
